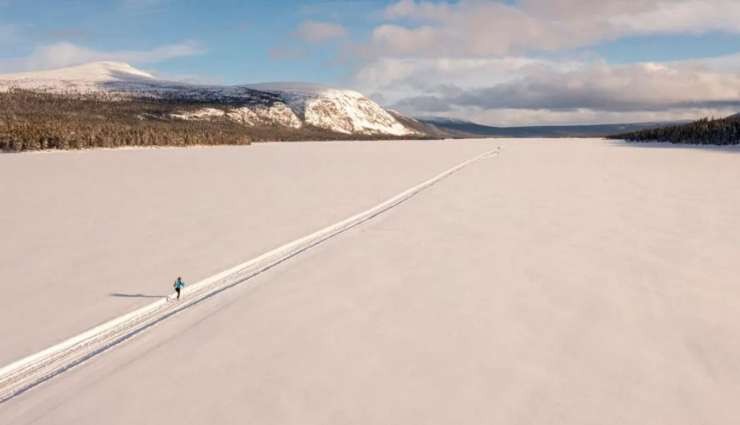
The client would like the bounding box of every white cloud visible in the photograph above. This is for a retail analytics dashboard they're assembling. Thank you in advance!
[353,56,581,104]
[437,107,740,127]
[344,1,740,124]
[0,41,205,73]
[372,0,740,57]
[608,0,740,35]
[295,21,347,43]
[444,61,740,112]
[352,54,740,125]
[384,0,451,20]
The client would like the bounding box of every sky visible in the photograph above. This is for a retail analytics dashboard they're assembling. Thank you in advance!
[2,0,740,125]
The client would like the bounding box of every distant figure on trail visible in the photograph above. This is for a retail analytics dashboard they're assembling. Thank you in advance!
[173,277,186,300]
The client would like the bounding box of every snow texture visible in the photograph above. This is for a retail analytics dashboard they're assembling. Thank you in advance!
[0,148,499,403]
[0,141,493,366]
[248,83,413,135]
[3,140,740,424]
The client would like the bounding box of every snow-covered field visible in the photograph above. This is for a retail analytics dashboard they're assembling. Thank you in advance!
[0,141,493,365]
[2,139,740,424]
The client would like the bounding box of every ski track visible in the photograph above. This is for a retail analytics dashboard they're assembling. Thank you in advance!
[0,147,500,404]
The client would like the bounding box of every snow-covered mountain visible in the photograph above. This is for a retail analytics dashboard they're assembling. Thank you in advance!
[0,62,417,137]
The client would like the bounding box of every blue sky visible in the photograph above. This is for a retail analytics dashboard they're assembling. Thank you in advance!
[2,0,740,125]
[0,0,390,84]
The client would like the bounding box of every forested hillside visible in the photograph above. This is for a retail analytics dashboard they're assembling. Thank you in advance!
[0,90,254,151]
[609,115,740,145]
[0,90,417,152]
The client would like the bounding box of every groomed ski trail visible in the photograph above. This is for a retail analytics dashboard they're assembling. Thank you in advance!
[0,146,501,404]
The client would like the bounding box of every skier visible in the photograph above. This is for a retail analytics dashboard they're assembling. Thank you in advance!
[173,276,186,300]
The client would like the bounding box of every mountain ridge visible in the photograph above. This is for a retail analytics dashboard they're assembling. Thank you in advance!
[0,61,156,83]
[0,62,418,137]
[417,116,685,138]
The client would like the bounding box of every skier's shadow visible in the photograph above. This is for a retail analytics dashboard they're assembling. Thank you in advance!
[110,292,166,299]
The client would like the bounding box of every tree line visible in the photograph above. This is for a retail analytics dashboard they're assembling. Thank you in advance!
[0,90,255,152]
[608,115,740,145]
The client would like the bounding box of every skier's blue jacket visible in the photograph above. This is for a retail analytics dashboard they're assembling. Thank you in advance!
[174,278,185,289]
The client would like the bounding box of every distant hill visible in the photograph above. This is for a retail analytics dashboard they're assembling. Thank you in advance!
[0,62,426,152]
[417,117,676,138]
[608,114,740,145]
[0,62,421,138]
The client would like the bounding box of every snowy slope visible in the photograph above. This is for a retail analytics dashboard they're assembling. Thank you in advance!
[0,62,418,136]
[0,61,156,93]
[0,61,155,84]
[248,83,413,136]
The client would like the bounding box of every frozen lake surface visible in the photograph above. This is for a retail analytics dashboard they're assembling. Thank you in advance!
[2,139,740,424]
[0,141,493,365]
